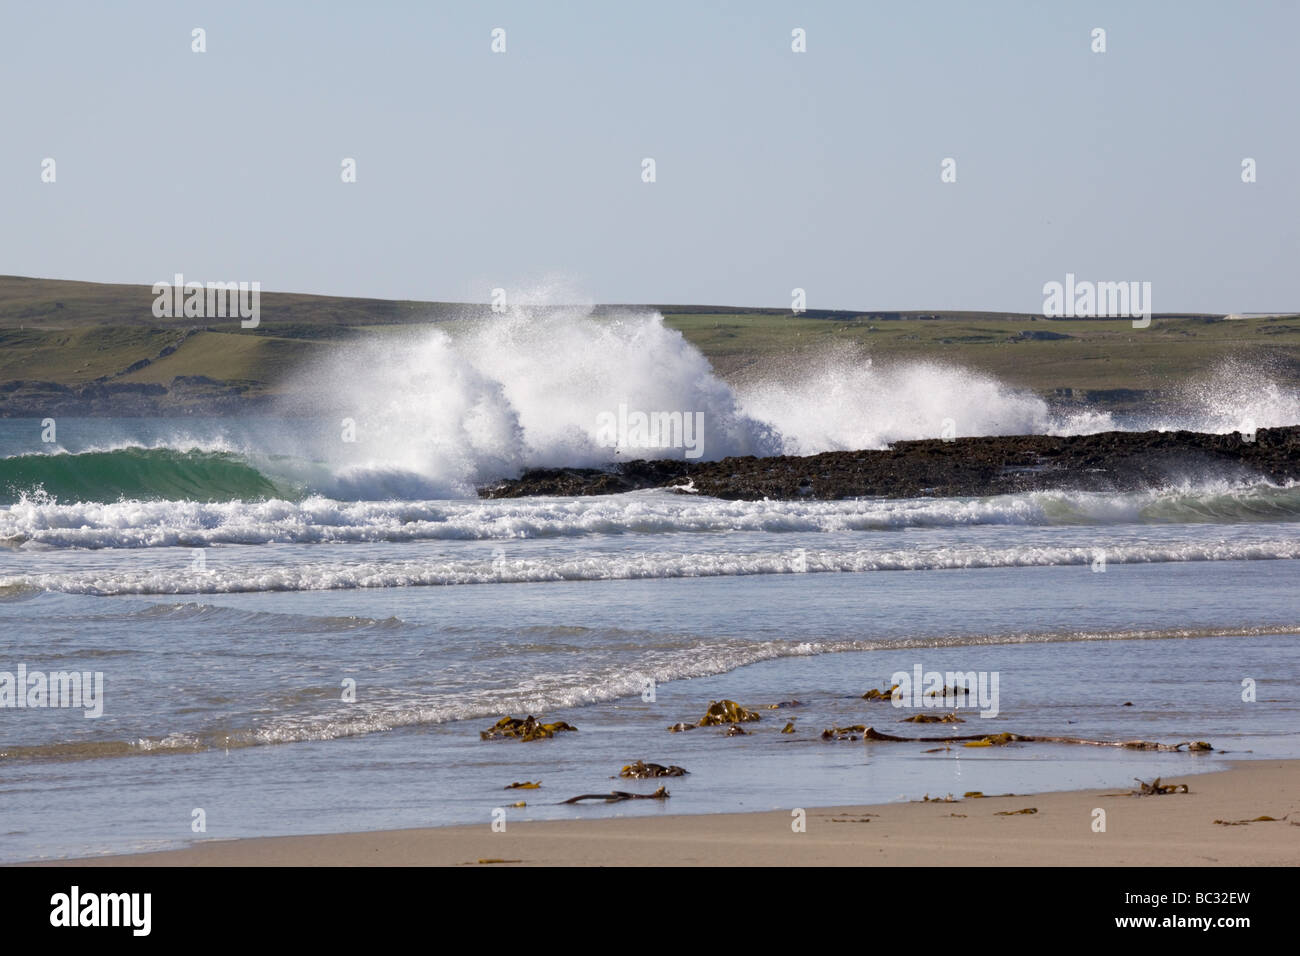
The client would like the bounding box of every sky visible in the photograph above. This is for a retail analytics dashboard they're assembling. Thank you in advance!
[2,0,1297,313]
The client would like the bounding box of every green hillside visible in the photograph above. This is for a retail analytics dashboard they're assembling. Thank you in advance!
[1,274,1296,415]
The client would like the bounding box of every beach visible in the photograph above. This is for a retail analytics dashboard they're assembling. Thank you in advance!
[3,408,1298,863]
[3,266,1298,871]
[4,0,1299,902]
[34,759,1300,867]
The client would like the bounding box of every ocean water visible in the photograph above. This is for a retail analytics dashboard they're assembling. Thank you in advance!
[1,312,1297,862]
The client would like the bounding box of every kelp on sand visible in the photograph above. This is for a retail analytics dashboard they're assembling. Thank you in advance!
[822,726,1214,752]
[619,761,688,779]
[481,716,578,741]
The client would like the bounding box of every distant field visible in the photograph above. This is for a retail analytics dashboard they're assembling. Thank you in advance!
[666,311,1300,394]
[2,275,1297,414]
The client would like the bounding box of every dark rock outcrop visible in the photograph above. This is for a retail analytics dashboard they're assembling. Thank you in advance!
[480,427,1300,501]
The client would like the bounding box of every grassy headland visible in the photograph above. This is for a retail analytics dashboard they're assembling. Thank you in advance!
[2,275,1297,416]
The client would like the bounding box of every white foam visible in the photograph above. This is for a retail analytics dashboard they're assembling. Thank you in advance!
[268,304,1298,498]
[2,481,1289,548]
[736,346,1117,453]
[2,306,1297,505]
[5,534,1297,595]
[281,303,781,496]
[2,482,1296,550]
[1150,358,1300,434]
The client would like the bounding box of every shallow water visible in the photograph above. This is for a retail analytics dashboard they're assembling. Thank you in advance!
[0,417,1297,861]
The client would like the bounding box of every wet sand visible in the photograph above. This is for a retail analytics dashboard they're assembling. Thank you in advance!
[32,759,1300,867]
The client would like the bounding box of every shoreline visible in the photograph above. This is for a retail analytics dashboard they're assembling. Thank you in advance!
[28,758,1300,867]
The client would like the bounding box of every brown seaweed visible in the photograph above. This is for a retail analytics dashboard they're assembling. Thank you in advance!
[480,715,578,741]
[820,726,1214,752]
[619,760,688,779]
[862,683,900,701]
[821,724,868,741]
[1132,777,1190,796]
[995,807,1038,815]
[504,781,541,789]
[925,686,976,701]
[562,786,670,804]
[781,721,797,734]
[901,713,964,723]
[697,699,762,726]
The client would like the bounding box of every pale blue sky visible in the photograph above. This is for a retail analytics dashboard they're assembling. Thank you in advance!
[3,0,1297,312]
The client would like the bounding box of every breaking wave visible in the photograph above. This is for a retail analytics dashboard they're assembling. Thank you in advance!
[1,304,1296,503]
[0,447,295,505]
[4,534,1299,595]
[0,482,1297,550]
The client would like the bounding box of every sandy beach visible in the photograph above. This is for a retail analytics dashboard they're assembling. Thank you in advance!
[33,759,1299,867]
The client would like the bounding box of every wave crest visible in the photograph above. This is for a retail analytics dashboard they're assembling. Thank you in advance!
[1,482,1296,549]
